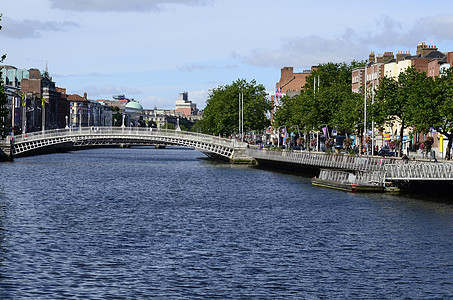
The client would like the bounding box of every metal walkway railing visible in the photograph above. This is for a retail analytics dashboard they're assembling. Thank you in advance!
[10,127,248,159]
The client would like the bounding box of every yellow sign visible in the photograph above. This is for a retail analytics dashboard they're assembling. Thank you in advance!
[439,135,443,153]
[42,97,45,108]
[22,94,27,107]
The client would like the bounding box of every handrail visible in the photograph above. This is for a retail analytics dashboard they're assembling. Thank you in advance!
[11,127,248,149]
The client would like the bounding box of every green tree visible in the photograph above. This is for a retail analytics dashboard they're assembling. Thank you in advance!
[147,119,157,128]
[0,13,8,138]
[431,68,453,160]
[162,122,176,130]
[200,79,271,136]
[373,67,434,156]
[112,106,122,126]
[274,62,361,137]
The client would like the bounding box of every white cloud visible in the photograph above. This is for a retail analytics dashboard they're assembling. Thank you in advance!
[177,63,237,72]
[49,0,211,12]
[411,14,453,42]
[237,14,453,69]
[1,17,78,39]
[239,35,368,68]
[78,85,143,99]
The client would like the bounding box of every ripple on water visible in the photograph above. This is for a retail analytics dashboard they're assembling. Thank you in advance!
[0,148,452,298]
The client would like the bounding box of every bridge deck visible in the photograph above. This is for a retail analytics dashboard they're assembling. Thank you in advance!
[9,127,248,159]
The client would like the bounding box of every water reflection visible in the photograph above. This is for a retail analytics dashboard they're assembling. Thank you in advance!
[0,148,452,298]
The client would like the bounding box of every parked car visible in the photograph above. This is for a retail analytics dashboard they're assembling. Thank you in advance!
[378,149,395,157]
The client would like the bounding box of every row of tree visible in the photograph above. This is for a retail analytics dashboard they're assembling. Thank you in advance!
[272,62,453,159]
[273,62,365,138]
[374,67,453,159]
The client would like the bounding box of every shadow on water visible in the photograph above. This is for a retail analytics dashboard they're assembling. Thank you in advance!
[253,163,453,205]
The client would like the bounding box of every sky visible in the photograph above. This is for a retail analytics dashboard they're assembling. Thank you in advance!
[1,0,453,110]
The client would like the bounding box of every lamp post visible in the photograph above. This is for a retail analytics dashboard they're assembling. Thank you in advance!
[79,104,82,132]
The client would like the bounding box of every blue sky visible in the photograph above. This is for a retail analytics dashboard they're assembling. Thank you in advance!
[1,0,453,110]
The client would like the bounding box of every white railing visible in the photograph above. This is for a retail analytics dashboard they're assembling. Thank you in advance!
[247,148,410,171]
[11,127,248,149]
[384,163,453,180]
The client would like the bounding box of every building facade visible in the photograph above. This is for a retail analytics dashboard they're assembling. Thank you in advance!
[68,93,112,128]
[175,92,198,117]
[1,65,69,134]
[350,42,453,158]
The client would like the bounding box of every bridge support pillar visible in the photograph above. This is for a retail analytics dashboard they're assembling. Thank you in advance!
[0,138,13,161]
[230,148,256,164]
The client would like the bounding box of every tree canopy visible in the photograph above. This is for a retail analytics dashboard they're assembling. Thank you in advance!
[199,79,271,136]
[373,67,435,156]
[273,62,364,136]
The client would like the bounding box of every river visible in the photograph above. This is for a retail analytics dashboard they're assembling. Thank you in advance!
[0,147,452,299]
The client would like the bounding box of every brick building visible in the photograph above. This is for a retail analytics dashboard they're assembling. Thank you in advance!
[175,92,198,117]
[351,42,453,158]
[275,67,313,97]
[1,66,69,133]
[68,92,112,128]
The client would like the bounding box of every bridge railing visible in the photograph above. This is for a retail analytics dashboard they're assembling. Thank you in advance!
[248,148,425,171]
[11,127,248,149]
[384,162,453,180]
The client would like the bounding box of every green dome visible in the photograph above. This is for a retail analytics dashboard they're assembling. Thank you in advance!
[125,101,143,111]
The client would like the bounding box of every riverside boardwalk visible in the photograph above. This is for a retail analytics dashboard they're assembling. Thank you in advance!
[246,147,453,192]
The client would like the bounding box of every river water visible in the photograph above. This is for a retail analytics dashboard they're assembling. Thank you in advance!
[0,147,452,299]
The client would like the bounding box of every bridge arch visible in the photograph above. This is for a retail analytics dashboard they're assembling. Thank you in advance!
[8,127,248,160]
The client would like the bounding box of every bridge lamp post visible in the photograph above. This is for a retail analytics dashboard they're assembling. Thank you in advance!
[65,115,69,129]
[41,97,45,133]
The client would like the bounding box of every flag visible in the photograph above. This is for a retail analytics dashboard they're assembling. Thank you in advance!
[282,127,287,144]
[22,94,27,107]
[322,127,327,137]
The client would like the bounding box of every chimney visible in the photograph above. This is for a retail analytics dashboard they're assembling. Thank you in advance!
[368,52,375,63]
[448,52,453,67]
[420,44,438,57]
[376,54,384,64]
[396,51,411,63]
[383,52,394,63]
[279,67,294,86]
[417,42,426,56]
[84,92,87,100]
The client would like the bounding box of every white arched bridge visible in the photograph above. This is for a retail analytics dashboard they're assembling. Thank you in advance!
[1,127,251,162]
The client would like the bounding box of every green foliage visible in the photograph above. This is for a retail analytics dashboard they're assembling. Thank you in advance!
[147,119,157,128]
[199,79,271,136]
[274,62,361,135]
[373,67,435,155]
[111,106,122,126]
[190,120,201,133]
[430,68,453,159]
[162,122,176,130]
